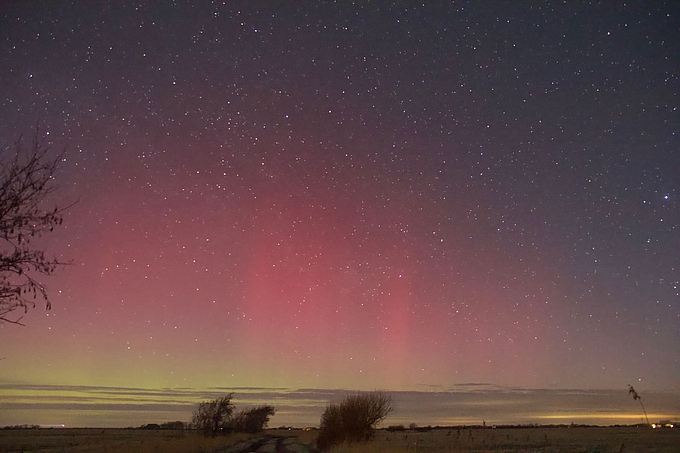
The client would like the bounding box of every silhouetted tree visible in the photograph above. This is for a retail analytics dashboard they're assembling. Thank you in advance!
[230,405,276,433]
[191,394,234,436]
[0,129,69,325]
[317,391,393,451]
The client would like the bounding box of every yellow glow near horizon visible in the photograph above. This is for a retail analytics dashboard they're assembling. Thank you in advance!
[537,413,675,421]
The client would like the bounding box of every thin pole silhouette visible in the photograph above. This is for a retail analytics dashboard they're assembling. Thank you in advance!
[628,385,649,425]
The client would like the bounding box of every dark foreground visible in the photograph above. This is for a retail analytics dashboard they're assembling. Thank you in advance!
[0,426,678,452]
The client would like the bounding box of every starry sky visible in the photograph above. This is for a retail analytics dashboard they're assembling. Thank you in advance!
[0,1,678,427]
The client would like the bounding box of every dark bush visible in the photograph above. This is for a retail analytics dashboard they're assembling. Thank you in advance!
[140,423,161,430]
[317,403,345,451]
[160,421,186,430]
[191,394,277,437]
[190,394,234,436]
[317,391,393,451]
[229,405,276,433]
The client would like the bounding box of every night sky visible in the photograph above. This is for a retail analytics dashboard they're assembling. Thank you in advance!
[1,1,678,427]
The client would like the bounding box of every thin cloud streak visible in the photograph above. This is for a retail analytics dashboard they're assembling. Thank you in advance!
[1,384,678,428]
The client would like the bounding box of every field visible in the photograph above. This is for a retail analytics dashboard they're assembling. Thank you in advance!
[0,426,678,452]
[327,426,680,452]
[0,428,255,453]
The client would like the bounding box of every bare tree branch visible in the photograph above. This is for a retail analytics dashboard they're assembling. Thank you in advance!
[0,126,70,324]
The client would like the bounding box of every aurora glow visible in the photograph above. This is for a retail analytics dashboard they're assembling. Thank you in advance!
[0,1,678,427]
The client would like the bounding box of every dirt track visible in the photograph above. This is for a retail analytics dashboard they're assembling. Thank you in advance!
[217,435,318,453]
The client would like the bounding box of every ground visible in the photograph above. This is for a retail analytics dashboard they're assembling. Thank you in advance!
[0,426,677,452]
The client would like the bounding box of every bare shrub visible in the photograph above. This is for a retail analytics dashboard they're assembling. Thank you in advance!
[230,405,276,433]
[317,403,344,450]
[317,391,393,451]
[191,395,276,437]
[191,394,234,436]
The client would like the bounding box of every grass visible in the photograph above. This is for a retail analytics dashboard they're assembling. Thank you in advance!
[326,426,680,453]
[0,428,253,453]
[0,426,678,452]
